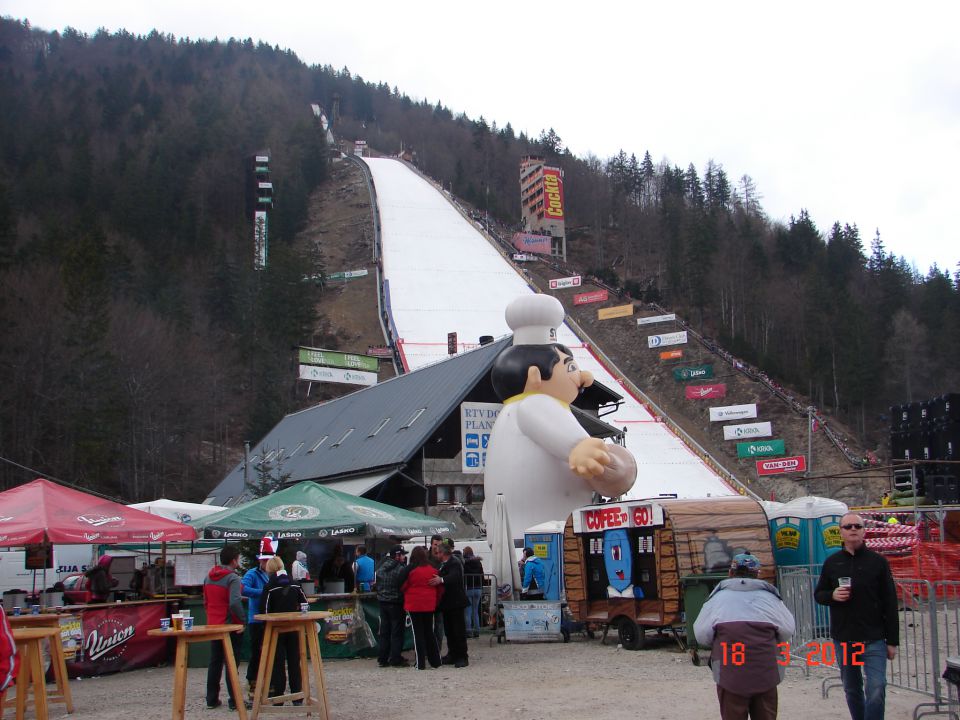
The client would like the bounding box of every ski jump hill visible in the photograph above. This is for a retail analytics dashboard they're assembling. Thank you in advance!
[364,157,739,501]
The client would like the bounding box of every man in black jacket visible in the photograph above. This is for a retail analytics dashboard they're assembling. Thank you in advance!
[375,546,410,668]
[815,513,899,720]
[429,539,469,667]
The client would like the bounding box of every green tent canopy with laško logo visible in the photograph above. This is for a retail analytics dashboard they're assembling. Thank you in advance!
[190,481,454,541]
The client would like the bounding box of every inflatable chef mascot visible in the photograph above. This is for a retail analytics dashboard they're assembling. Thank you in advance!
[482,294,637,535]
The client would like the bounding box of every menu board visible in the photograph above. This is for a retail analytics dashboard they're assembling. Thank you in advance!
[174,554,216,587]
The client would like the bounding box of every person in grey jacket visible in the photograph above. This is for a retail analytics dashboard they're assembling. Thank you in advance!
[375,545,410,667]
[694,553,795,720]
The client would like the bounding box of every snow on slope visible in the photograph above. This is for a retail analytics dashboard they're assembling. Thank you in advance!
[366,157,735,499]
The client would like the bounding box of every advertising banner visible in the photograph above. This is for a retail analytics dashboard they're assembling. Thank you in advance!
[659,349,684,361]
[573,289,608,305]
[502,601,563,641]
[66,602,167,678]
[757,455,807,476]
[737,439,786,458]
[685,383,727,400]
[512,253,538,262]
[542,168,565,220]
[549,275,582,290]
[299,347,379,373]
[327,269,368,280]
[366,345,394,358]
[512,232,553,254]
[299,364,378,387]
[647,331,688,348]
[672,364,714,382]
[723,421,773,441]
[254,210,267,270]
[636,314,676,326]
[598,304,634,320]
[461,402,502,473]
[709,404,758,422]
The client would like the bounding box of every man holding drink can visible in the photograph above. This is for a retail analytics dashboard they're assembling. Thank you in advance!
[815,512,898,720]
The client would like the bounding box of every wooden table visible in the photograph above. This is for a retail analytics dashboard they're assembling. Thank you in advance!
[7,626,75,720]
[7,613,68,630]
[147,624,247,720]
[251,611,331,720]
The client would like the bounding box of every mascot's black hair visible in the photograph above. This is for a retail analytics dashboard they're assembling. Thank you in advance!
[490,343,572,400]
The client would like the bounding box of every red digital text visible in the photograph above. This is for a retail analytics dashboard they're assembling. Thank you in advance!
[718,641,865,667]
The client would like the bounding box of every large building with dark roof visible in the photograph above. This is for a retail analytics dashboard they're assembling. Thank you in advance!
[206,336,626,536]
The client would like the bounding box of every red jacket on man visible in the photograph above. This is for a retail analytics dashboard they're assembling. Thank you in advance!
[203,565,245,626]
[0,607,18,698]
[401,565,443,613]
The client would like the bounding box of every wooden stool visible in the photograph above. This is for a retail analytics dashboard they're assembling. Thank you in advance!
[9,627,69,720]
[251,612,331,720]
[148,624,246,720]
[7,613,74,716]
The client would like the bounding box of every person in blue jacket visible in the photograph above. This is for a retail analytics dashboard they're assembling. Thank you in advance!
[242,536,275,699]
[521,547,545,599]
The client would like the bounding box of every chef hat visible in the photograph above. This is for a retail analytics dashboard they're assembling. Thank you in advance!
[505,294,564,346]
[258,536,276,560]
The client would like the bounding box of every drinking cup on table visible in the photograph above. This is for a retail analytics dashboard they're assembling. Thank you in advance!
[12,606,20,616]
[183,616,194,631]
[160,617,171,632]
[171,613,184,631]
[180,609,191,618]
[300,602,310,614]
[838,577,852,588]
[31,604,40,615]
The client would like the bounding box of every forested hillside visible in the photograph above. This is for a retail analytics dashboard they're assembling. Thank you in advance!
[0,19,956,500]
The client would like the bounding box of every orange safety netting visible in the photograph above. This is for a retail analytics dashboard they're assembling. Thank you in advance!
[888,541,960,584]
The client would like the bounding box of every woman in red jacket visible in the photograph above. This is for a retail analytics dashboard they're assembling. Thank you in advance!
[401,546,443,670]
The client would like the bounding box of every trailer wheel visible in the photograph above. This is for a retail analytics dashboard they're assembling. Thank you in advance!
[617,618,645,650]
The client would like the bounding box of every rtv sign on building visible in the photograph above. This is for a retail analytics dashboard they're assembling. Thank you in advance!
[514,155,566,261]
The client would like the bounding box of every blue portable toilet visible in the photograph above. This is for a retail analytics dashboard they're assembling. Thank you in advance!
[765,496,847,567]
[523,520,566,601]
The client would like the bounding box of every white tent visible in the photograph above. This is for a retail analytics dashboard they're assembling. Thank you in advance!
[127,498,228,524]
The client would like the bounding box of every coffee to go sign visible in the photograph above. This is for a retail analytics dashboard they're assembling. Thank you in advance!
[572,501,665,533]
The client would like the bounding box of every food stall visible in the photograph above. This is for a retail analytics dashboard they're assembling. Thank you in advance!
[564,496,774,650]
[191,481,455,658]
[0,478,198,677]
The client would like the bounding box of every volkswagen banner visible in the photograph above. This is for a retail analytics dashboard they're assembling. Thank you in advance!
[723,421,773,441]
[685,383,727,400]
[647,331,688,348]
[709,404,758,422]
[756,456,807,476]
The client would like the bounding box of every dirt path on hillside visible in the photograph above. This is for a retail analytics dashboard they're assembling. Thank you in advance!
[51,632,922,720]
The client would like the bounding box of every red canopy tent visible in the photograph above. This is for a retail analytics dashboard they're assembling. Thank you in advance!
[0,478,197,545]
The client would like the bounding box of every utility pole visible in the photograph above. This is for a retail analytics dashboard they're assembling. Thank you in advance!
[243,441,250,496]
[807,406,814,480]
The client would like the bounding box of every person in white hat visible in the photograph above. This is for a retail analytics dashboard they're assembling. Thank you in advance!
[483,294,637,536]
[241,536,275,699]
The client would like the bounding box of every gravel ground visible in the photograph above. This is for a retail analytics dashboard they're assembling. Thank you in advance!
[34,632,926,719]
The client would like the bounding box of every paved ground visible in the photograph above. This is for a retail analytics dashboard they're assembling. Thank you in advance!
[45,631,926,719]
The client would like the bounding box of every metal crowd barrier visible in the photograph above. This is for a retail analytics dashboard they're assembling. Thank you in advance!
[777,566,960,719]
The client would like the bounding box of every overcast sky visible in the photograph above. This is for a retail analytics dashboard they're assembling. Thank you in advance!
[4,1,958,274]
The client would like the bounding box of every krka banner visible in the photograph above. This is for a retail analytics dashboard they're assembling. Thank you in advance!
[673,364,714,382]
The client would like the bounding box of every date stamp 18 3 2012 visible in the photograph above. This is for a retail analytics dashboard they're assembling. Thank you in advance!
[718,641,865,667]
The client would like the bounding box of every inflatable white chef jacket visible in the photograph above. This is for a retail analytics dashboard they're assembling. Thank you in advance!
[482,294,637,538]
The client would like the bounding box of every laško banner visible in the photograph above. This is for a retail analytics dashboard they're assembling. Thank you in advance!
[672,364,714,382]
[685,383,727,400]
[756,455,807,476]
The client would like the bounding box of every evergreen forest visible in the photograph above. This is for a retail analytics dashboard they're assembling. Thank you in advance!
[0,19,957,500]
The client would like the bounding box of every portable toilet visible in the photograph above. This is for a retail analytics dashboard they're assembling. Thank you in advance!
[767,496,847,567]
[524,520,565,601]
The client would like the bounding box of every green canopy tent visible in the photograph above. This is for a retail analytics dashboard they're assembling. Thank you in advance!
[190,481,455,541]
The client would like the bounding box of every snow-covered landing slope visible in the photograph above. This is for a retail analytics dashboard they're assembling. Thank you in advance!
[366,157,735,499]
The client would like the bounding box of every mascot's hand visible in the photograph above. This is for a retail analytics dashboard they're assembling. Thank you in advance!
[569,437,610,479]
[586,444,637,498]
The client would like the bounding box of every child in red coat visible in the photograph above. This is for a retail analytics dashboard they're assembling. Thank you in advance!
[401,546,443,669]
